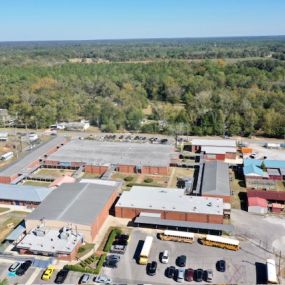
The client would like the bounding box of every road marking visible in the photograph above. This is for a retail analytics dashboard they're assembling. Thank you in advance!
[25,267,41,285]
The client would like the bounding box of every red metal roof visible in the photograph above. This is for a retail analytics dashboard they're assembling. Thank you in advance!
[248,196,268,208]
[247,190,285,202]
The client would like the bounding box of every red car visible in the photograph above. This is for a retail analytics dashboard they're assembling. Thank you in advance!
[185,268,194,281]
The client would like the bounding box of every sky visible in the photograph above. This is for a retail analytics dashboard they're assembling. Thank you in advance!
[0,0,284,41]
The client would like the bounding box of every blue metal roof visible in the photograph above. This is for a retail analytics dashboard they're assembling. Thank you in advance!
[0,184,51,203]
[243,158,285,176]
[5,224,25,241]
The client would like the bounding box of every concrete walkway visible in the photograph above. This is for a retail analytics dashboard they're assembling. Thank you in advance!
[25,267,41,285]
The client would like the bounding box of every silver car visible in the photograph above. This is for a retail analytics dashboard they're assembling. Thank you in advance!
[9,262,22,272]
[176,268,185,283]
[94,275,112,284]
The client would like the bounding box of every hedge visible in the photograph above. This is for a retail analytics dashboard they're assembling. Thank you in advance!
[103,228,122,252]
[124,176,134,182]
[94,253,106,275]
[126,183,160,188]
[144,178,153,183]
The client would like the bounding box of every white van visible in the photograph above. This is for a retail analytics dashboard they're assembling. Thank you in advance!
[161,250,169,264]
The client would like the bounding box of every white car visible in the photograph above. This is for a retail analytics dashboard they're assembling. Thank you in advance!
[94,275,112,284]
[161,250,169,264]
[9,262,22,272]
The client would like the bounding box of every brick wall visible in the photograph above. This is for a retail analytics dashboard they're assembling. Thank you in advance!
[85,165,108,174]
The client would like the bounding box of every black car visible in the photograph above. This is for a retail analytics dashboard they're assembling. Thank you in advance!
[16,260,33,276]
[54,269,69,284]
[176,255,186,267]
[104,259,118,268]
[106,254,120,261]
[216,260,226,272]
[194,268,204,282]
[147,261,157,276]
[165,266,175,278]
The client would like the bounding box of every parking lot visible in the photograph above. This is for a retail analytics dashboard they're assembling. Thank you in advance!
[102,228,272,285]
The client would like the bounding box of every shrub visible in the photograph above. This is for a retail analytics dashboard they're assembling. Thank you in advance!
[124,176,134,182]
[144,178,153,183]
[103,228,122,252]
[94,254,106,275]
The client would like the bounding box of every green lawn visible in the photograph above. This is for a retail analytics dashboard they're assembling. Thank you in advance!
[23,180,51,187]
[76,243,95,259]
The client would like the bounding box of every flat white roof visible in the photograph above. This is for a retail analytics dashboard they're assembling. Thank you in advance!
[116,186,223,215]
[201,146,236,154]
[80,178,121,187]
[192,139,236,147]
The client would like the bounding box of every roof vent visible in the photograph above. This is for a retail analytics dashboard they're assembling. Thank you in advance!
[207,202,212,207]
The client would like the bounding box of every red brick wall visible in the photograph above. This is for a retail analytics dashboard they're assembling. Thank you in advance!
[0,176,13,184]
[117,165,136,173]
[85,165,108,174]
[225,153,236,159]
[44,160,60,167]
[269,175,282,181]
[202,194,231,203]
[91,190,118,240]
[115,207,223,224]
[142,166,169,175]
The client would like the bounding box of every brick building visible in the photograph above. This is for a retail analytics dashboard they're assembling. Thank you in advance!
[25,181,119,243]
[115,186,224,224]
[0,184,51,208]
[0,136,66,184]
[201,160,231,203]
[190,139,237,161]
[45,140,176,175]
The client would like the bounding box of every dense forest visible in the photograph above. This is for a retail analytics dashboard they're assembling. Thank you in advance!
[0,37,285,137]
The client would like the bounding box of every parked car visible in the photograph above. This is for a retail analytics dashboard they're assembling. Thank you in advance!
[147,261,157,276]
[194,269,204,282]
[94,275,112,284]
[176,268,185,283]
[54,269,69,284]
[216,260,226,272]
[9,262,22,272]
[160,250,169,264]
[104,259,118,268]
[79,273,90,284]
[176,255,186,267]
[185,268,194,281]
[16,260,32,276]
[205,269,213,282]
[106,254,120,261]
[42,265,55,281]
[165,266,176,278]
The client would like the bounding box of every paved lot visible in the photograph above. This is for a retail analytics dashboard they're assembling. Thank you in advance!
[246,142,285,160]
[101,228,272,285]
[0,261,37,285]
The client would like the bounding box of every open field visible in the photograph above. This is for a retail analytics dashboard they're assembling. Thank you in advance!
[0,207,10,214]
[0,211,28,242]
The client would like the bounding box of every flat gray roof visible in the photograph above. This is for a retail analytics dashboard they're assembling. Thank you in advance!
[0,184,51,203]
[134,216,234,233]
[201,146,236,154]
[27,182,117,226]
[192,139,236,147]
[0,136,66,176]
[201,161,231,196]
[116,186,223,215]
[48,140,175,167]
[17,227,83,254]
[267,168,281,176]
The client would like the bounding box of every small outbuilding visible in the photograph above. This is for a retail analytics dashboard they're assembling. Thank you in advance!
[248,197,268,214]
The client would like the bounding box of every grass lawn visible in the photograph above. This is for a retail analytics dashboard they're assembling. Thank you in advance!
[35,168,74,178]
[0,211,27,242]
[230,171,247,210]
[76,243,95,259]
[23,180,51,187]
[82,172,101,179]
[0,207,9,214]
[168,167,194,188]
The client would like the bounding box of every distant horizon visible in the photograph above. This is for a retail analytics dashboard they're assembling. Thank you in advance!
[0,0,284,41]
[0,34,285,44]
